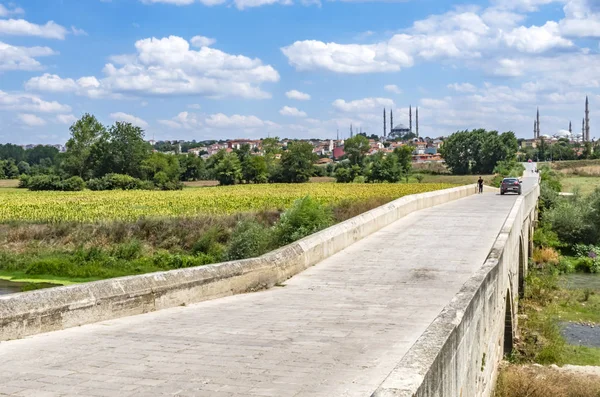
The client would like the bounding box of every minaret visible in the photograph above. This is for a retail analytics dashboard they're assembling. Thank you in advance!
[569,121,572,135]
[336,129,339,141]
[350,124,353,138]
[416,107,419,138]
[585,96,590,141]
[583,118,585,139]
[390,109,394,133]
[409,105,412,133]
[536,108,540,138]
[383,108,387,138]
[534,120,537,139]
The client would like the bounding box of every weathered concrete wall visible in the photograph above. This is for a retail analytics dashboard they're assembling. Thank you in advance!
[372,183,539,397]
[0,184,481,342]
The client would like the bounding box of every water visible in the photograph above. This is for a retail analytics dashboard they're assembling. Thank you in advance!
[0,279,25,296]
[561,273,600,290]
[0,279,60,296]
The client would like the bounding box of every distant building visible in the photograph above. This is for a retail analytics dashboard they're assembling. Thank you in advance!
[333,146,345,160]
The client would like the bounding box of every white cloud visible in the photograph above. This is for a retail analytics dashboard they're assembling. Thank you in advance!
[110,112,149,128]
[285,89,311,100]
[56,114,78,125]
[491,0,561,12]
[0,90,71,113]
[234,0,292,9]
[71,26,88,36]
[279,106,307,117]
[493,58,526,76]
[384,84,402,94]
[205,113,266,129]
[332,97,394,112]
[29,36,279,99]
[140,0,228,6]
[0,4,24,17]
[188,103,202,109]
[281,8,574,74]
[190,35,216,47]
[502,21,573,53]
[25,73,107,98]
[447,82,477,93]
[282,40,408,73]
[18,113,46,126]
[0,41,56,71]
[158,111,201,129]
[0,19,68,39]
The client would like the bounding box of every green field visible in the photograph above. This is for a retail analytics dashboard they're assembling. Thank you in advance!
[561,176,600,196]
[0,183,456,223]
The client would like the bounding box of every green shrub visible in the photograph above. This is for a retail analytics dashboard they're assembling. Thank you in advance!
[87,173,152,191]
[18,174,30,188]
[61,176,85,191]
[224,220,272,261]
[27,175,63,191]
[111,240,143,260]
[273,196,333,246]
[352,176,366,183]
[533,226,563,248]
[192,226,228,259]
[544,199,597,246]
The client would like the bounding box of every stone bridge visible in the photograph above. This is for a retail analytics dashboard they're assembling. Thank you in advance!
[0,164,539,397]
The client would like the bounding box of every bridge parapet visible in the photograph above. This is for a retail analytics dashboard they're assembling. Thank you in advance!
[372,181,540,397]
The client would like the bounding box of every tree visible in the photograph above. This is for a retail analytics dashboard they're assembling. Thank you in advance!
[63,114,105,178]
[26,145,59,166]
[368,153,402,183]
[89,122,151,178]
[440,129,519,175]
[3,160,19,179]
[243,155,268,184]
[178,155,206,181]
[280,141,316,183]
[0,144,26,163]
[393,145,413,173]
[233,144,252,164]
[215,153,242,185]
[344,135,370,165]
[141,152,181,182]
[17,161,30,175]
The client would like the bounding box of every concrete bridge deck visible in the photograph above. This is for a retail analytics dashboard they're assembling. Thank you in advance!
[0,185,531,397]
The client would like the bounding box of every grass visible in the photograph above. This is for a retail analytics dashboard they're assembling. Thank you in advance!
[0,271,98,286]
[0,179,18,188]
[561,176,600,196]
[515,269,600,366]
[495,364,600,397]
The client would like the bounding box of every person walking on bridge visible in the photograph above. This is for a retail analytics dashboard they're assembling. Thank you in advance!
[477,176,484,194]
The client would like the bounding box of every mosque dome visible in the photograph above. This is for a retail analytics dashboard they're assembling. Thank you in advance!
[392,124,409,131]
[555,129,571,138]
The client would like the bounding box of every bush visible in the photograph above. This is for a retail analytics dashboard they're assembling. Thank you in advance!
[532,247,560,267]
[224,220,272,261]
[533,226,563,249]
[544,198,597,246]
[86,173,152,191]
[61,176,85,191]
[273,196,333,246]
[27,175,63,191]
[18,174,30,188]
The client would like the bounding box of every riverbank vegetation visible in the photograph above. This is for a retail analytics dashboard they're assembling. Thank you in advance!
[496,163,600,397]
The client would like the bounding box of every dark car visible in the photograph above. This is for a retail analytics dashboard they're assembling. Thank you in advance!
[500,178,522,195]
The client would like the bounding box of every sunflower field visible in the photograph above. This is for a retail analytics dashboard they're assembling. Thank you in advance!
[0,183,456,223]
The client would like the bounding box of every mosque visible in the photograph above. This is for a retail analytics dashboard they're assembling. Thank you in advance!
[534,96,591,142]
[383,106,419,140]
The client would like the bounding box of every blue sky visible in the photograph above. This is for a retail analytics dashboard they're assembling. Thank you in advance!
[0,0,599,144]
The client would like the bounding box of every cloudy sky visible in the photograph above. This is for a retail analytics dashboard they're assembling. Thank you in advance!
[0,0,599,144]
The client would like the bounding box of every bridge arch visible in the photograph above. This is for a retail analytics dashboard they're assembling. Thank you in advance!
[518,235,526,299]
[503,289,514,355]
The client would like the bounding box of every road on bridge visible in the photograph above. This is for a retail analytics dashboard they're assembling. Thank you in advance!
[0,168,537,397]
